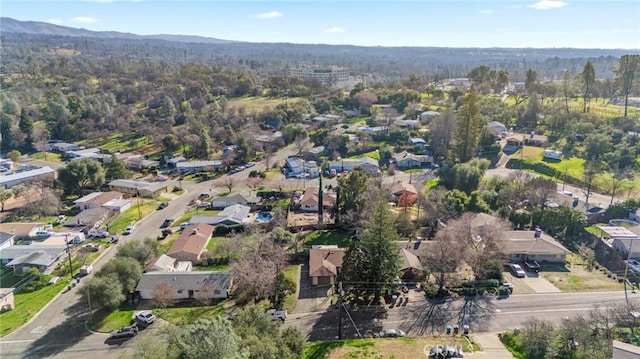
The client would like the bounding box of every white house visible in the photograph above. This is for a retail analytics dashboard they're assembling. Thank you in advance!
[0,245,67,274]
[176,161,223,174]
[145,254,192,272]
[598,226,640,259]
[488,121,508,137]
[108,179,169,197]
[74,191,125,210]
[0,166,55,189]
[420,111,441,122]
[543,150,563,161]
[136,271,233,300]
[328,157,380,176]
[190,204,251,226]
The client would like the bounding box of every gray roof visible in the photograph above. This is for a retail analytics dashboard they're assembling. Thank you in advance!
[136,271,232,292]
[1,245,67,266]
[0,231,15,246]
[212,193,247,204]
[191,204,250,226]
[176,160,222,168]
[65,207,111,227]
[501,231,570,255]
[0,166,55,186]
[108,179,153,189]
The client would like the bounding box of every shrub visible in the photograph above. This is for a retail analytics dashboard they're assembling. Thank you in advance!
[214,224,245,236]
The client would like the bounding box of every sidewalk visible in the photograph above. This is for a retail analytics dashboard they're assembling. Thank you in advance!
[469,332,514,358]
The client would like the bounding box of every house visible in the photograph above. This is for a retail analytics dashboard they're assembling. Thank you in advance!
[0,166,55,189]
[328,157,380,176]
[108,179,169,197]
[190,204,251,226]
[298,187,336,212]
[0,288,15,312]
[408,138,427,148]
[303,146,326,159]
[543,150,563,161]
[167,156,187,168]
[0,245,67,274]
[356,126,386,133]
[0,223,43,239]
[122,155,160,170]
[389,181,418,200]
[49,142,80,153]
[284,157,319,178]
[500,230,570,263]
[253,131,283,144]
[64,207,112,233]
[65,147,100,159]
[136,271,233,300]
[145,254,192,272]
[420,111,441,122]
[74,191,124,210]
[512,131,549,147]
[0,232,15,251]
[176,161,223,174]
[167,223,214,263]
[210,194,248,210]
[309,245,345,286]
[597,226,640,259]
[488,121,508,137]
[613,340,640,359]
[393,151,433,169]
[103,199,132,213]
[399,248,422,280]
[395,119,420,129]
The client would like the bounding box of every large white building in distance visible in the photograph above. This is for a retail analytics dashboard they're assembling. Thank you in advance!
[290,67,351,88]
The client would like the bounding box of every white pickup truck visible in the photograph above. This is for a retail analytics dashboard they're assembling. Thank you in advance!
[266,309,287,322]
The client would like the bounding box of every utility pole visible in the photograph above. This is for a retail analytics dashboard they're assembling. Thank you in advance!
[338,282,344,339]
[65,234,73,280]
[135,182,142,220]
[623,238,635,308]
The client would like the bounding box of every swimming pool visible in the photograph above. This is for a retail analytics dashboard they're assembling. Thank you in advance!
[256,212,273,222]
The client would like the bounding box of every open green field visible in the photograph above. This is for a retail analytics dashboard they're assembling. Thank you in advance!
[0,281,67,337]
[284,265,299,312]
[89,309,134,332]
[106,202,157,234]
[152,300,229,325]
[29,152,63,163]
[304,230,353,248]
[227,96,301,112]
[349,150,380,160]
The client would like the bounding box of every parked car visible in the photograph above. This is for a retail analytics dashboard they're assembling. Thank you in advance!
[109,236,119,244]
[508,263,526,278]
[157,229,172,240]
[179,222,190,230]
[524,260,540,273]
[266,309,287,322]
[79,264,93,276]
[35,231,51,238]
[161,218,174,228]
[54,215,67,224]
[123,225,135,235]
[503,282,514,294]
[135,311,156,325]
[109,324,138,339]
[377,329,406,338]
[157,202,169,210]
[89,230,109,238]
[245,162,256,167]
[82,243,100,252]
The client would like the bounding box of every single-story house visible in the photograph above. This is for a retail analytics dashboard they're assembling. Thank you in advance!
[0,223,43,239]
[145,254,192,272]
[512,131,549,147]
[312,114,342,123]
[74,191,124,210]
[253,131,283,144]
[399,248,422,280]
[0,166,55,189]
[189,204,251,226]
[389,181,418,199]
[488,121,508,137]
[0,245,67,274]
[309,245,345,286]
[210,193,248,210]
[108,179,169,197]
[356,126,386,133]
[395,119,421,129]
[102,199,131,213]
[167,156,187,168]
[420,111,441,122]
[408,138,427,148]
[167,223,214,263]
[122,155,160,170]
[64,207,112,232]
[65,147,100,159]
[303,146,326,159]
[0,288,15,312]
[500,230,570,263]
[329,157,380,176]
[298,187,336,212]
[176,160,223,174]
[597,226,640,259]
[393,151,433,170]
[49,142,80,153]
[136,271,233,300]
[0,232,15,251]
[543,150,563,161]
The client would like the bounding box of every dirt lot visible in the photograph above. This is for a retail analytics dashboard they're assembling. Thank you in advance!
[287,211,334,228]
[326,336,476,359]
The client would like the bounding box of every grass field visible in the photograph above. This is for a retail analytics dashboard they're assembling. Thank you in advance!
[0,281,67,337]
[106,202,157,234]
[228,96,301,112]
[29,152,63,163]
[349,150,380,160]
[540,254,625,292]
[152,300,229,325]
[284,265,299,312]
[304,336,478,359]
[89,309,134,332]
[304,230,353,248]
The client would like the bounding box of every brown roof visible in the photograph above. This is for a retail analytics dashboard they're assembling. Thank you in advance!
[389,182,418,196]
[399,248,422,271]
[167,223,214,258]
[87,191,122,206]
[309,247,345,277]
[500,231,569,256]
[0,223,41,237]
[300,187,336,208]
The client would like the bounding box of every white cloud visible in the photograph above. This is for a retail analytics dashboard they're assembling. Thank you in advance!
[47,19,63,25]
[504,5,522,9]
[324,27,345,33]
[529,0,568,10]
[255,11,283,19]
[479,9,494,14]
[71,16,100,24]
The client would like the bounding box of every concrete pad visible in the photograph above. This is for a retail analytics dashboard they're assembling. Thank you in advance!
[523,275,561,293]
[469,332,515,358]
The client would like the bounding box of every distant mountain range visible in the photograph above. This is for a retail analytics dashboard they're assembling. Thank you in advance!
[0,17,236,44]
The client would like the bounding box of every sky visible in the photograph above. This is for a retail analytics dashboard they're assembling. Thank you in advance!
[2,0,639,49]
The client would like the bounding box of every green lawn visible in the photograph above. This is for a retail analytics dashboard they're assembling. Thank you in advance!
[0,281,68,337]
[402,168,423,173]
[284,265,299,312]
[152,300,229,326]
[349,150,380,160]
[89,309,134,332]
[206,236,229,251]
[304,230,353,248]
[424,179,439,189]
[106,202,157,234]
[193,264,231,271]
[175,208,200,225]
[29,152,63,163]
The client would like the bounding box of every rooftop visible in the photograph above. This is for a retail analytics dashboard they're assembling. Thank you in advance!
[136,271,232,292]
[167,223,214,257]
[309,246,345,277]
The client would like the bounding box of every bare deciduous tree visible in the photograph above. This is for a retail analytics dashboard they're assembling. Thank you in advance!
[152,282,176,310]
[231,238,287,302]
[421,229,465,292]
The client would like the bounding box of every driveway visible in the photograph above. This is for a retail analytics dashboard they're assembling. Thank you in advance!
[522,272,561,293]
[294,262,333,314]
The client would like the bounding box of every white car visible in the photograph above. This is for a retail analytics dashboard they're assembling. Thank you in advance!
[123,225,135,235]
[266,309,287,321]
[509,263,526,278]
[378,329,406,338]
[135,311,156,325]
[179,222,190,230]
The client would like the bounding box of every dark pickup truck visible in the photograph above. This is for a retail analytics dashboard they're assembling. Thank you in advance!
[524,260,540,272]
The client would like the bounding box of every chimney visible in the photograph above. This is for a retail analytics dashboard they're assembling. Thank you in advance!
[192,228,198,235]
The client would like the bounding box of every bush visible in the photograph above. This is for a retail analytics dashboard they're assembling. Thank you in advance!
[462,279,500,288]
[214,224,245,236]
[497,287,510,296]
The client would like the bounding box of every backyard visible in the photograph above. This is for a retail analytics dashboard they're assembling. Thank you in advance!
[303,230,353,248]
